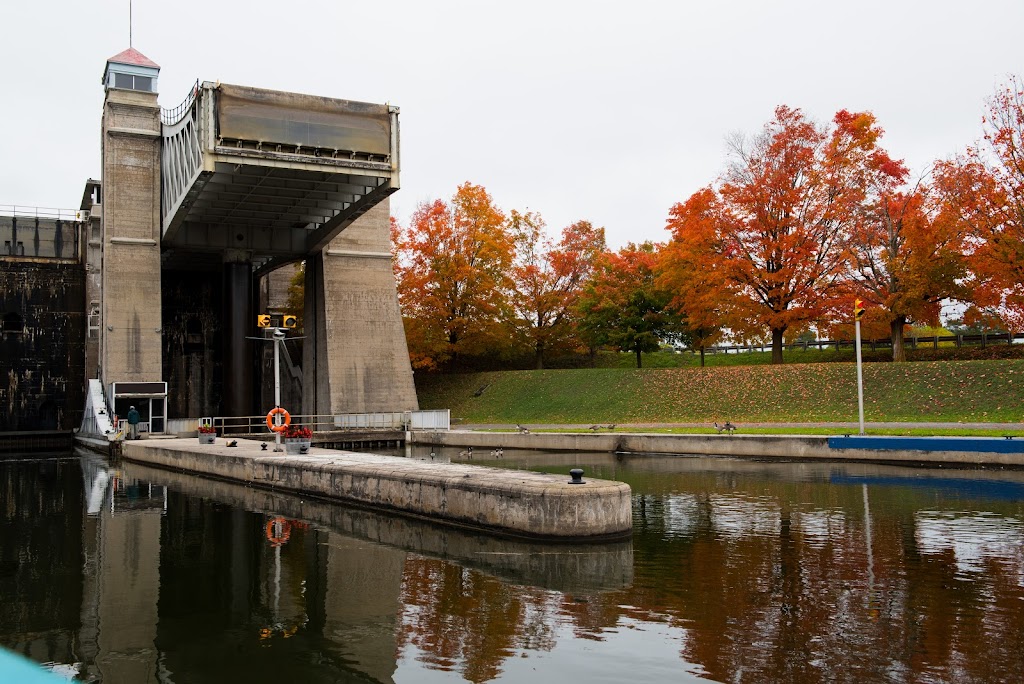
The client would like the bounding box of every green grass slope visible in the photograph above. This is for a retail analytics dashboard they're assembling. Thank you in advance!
[415,360,1024,424]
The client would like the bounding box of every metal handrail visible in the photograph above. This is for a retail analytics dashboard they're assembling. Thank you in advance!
[701,331,1024,354]
[210,413,408,434]
[161,79,200,125]
[0,204,82,221]
[206,410,450,435]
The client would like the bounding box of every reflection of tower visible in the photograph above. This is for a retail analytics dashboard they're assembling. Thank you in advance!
[321,535,406,682]
[0,460,84,673]
[78,458,163,683]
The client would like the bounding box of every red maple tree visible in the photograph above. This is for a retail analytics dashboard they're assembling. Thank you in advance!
[509,213,606,368]
[659,187,732,366]
[392,183,515,370]
[934,75,1024,333]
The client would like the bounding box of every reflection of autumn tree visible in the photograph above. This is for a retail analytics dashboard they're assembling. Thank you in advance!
[557,593,624,641]
[387,472,1024,682]
[899,515,1024,681]
[397,557,553,683]
[554,480,1024,683]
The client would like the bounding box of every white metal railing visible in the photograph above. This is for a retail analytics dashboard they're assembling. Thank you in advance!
[118,420,151,434]
[161,85,204,234]
[79,379,117,440]
[207,410,449,435]
[408,409,450,430]
[0,204,82,221]
[167,418,200,435]
[334,412,408,430]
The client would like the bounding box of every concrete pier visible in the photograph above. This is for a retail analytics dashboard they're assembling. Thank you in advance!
[122,460,633,592]
[119,438,633,541]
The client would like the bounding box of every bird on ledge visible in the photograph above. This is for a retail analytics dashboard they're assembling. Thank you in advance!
[714,422,737,435]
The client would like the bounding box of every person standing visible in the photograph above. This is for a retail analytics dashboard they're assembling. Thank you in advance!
[127,405,141,440]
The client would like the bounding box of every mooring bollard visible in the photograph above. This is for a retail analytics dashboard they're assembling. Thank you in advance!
[568,468,585,485]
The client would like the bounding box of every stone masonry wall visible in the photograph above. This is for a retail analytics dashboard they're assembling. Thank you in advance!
[0,260,86,430]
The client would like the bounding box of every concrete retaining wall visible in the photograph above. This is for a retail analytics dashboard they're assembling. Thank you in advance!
[121,438,632,541]
[411,431,1024,468]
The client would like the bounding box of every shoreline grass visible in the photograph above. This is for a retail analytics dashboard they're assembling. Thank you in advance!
[417,359,1024,426]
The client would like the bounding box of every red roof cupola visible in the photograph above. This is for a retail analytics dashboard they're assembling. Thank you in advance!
[103,47,160,92]
[106,47,160,69]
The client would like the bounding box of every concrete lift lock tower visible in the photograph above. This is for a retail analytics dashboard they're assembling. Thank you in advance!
[90,47,417,429]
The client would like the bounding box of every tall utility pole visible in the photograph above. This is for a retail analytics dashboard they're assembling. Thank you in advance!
[854,299,866,435]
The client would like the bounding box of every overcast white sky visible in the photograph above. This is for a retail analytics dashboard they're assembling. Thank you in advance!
[2,1,1022,248]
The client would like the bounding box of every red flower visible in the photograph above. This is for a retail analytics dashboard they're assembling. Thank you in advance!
[285,425,312,439]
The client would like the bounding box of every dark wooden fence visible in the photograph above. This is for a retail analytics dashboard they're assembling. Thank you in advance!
[703,332,1023,355]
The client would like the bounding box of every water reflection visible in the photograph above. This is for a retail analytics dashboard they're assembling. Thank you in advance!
[2,449,1024,683]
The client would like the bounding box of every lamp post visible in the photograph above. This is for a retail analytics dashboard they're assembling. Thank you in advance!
[252,313,301,452]
[854,299,866,435]
[274,327,286,450]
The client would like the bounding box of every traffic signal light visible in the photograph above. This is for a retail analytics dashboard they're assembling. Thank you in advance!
[283,315,297,329]
[854,299,865,320]
[257,314,272,328]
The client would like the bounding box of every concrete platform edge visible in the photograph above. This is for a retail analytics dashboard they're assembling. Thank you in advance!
[120,439,633,542]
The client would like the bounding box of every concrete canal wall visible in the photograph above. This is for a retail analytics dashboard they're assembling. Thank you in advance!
[120,438,633,541]
[410,431,1024,468]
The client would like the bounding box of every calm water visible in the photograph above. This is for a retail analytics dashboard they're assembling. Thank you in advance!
[2,447,1024,683]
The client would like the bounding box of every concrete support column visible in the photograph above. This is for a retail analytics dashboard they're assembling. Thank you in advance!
[222,251,253,418]
[302,200,418,416]
[302,251,330,417]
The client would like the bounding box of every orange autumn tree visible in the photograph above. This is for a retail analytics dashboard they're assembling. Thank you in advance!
[717,106,897,363]
[841,184,970,361]
[827,110,969,360]
[393,183,515,370]
[934,76,1024,333]
[509,212,606,368]
[577,241,679,368]
[658,187,732,367]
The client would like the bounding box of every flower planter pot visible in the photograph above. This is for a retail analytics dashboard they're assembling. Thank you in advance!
[284,438,311,455]
[198,433,216,445]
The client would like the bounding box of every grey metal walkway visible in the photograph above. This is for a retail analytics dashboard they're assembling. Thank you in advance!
[160,82,399,274]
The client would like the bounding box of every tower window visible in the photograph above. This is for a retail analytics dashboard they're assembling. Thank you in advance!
[113,73,154,92]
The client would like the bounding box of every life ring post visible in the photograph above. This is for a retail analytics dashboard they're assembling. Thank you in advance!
[267,407,291,432]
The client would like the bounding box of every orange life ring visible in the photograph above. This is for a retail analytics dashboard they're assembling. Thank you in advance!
[265,517,292,547]
[266,407,291,433]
